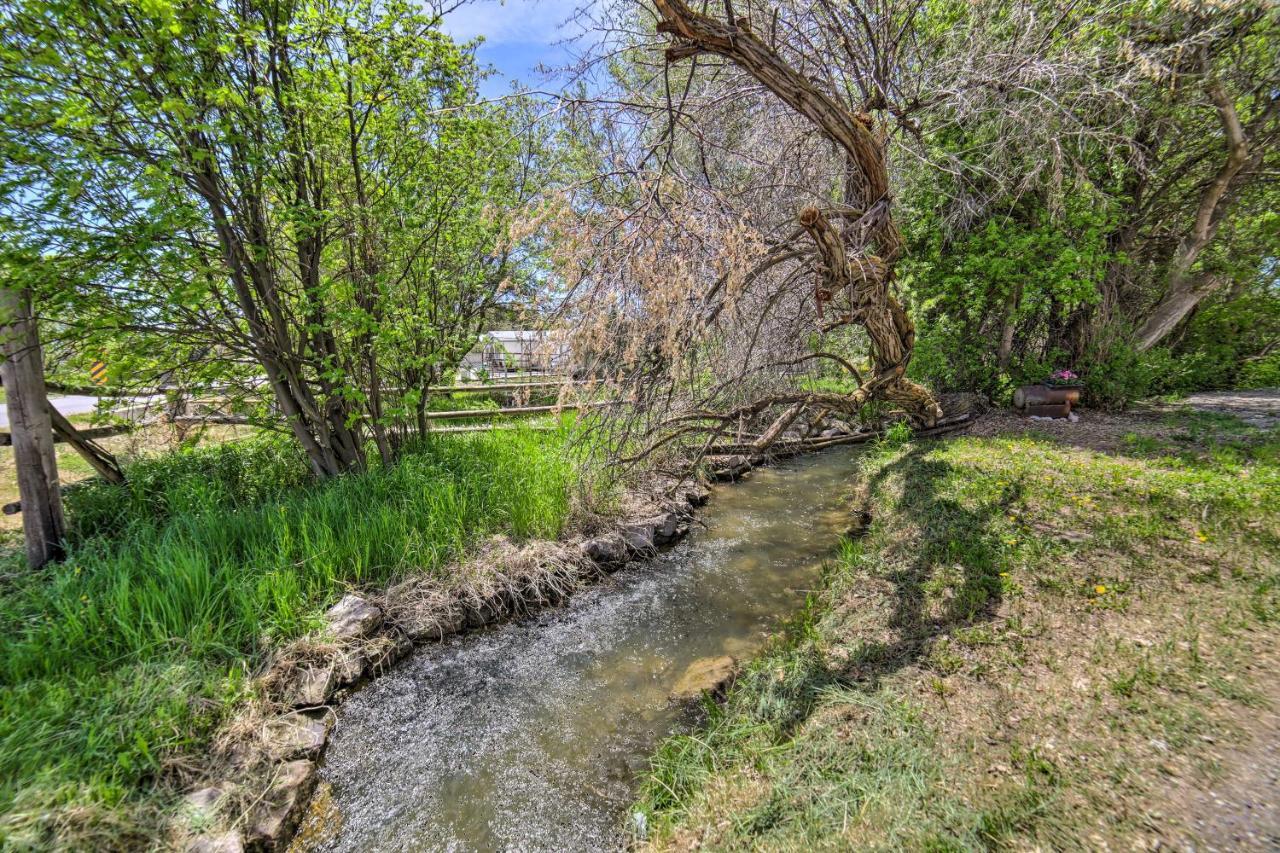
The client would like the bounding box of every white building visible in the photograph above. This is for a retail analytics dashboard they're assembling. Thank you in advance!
[457,331,567,381]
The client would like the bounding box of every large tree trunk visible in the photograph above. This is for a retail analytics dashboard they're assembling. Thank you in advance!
[1135,80,1265,352]
[0,287,65,568]
[653,0,941,425]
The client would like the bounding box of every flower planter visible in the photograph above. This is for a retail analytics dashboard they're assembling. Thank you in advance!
[1040,383,1082,405]
[1013,385,1079,408]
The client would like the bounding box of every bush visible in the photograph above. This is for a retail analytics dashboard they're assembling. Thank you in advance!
[63,436,312,543]
[1239,352,1280,389]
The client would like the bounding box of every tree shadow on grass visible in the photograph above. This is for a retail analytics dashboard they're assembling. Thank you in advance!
[839,442,1017,685]
[761,440,1019,740]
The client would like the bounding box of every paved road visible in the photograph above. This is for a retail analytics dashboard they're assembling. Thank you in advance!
[0,394,156,429]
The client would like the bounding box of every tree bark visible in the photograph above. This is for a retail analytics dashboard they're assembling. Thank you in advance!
[0,287,65,568]
[1135,80,1264,352]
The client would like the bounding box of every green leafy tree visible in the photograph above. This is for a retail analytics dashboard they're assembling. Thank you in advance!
[0,0,538,474]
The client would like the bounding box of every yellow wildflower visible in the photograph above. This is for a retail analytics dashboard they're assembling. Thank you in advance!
[1094,584,1107,595]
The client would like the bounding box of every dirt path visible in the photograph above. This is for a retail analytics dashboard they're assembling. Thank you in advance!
[1166,680,1280,850]
[1176,388,1280,429]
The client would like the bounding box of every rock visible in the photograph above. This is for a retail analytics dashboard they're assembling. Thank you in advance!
[324,594,382,640]
[706,455,751,482]
[367,629,414,672]
[581,533,627,565]
[398,608,465,643]
[622,522,655,554]
[670,655,736,700]
[285,665,335,708]
[644,511,680,544]
[683,484,711,507]
[333,647,369,685]
[937,391,990,417]
[186,831,243,853]
[247,759,317,848]
[184,785,227,822]
[262,712,331,760]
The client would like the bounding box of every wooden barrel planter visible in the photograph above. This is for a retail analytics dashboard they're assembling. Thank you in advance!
[1013,382,1082,419]
[1012,384,1081,408]
[1021,402,1071,418]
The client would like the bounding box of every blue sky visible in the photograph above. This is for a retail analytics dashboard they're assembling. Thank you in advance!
[441,0,586,97]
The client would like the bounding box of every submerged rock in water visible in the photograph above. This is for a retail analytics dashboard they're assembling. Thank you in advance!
[670,655,736,700]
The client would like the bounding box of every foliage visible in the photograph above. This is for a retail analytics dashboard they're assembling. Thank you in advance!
[0,426,580,847]
[895,0,1279,405]
[0,0,541,474]
[62,437,312,544]
[902,191,1112,402]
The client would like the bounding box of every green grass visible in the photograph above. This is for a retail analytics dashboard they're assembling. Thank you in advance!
[0,425,584,849]
[633,412,1280,850]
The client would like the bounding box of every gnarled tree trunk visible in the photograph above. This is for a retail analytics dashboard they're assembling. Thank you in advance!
[1135,79,1273,352]
[653,0,942,426]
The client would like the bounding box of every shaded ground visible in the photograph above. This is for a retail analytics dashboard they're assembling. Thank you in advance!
[632,403,1280,851]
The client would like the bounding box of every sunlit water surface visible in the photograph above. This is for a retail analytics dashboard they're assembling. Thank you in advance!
[308,448,862,852]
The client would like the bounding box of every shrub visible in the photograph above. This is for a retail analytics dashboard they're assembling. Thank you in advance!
[1239,352,1280,389]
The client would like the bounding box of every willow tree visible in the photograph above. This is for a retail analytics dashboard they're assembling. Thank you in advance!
[547,0,1125,461]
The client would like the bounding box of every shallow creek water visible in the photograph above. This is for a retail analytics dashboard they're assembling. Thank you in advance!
[308,448,863,852]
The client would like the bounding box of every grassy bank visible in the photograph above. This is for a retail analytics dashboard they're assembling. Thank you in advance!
[0,425,583,849]
[634,410,1279,850]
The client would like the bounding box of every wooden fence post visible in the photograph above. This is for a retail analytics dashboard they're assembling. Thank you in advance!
[0,286,65,567]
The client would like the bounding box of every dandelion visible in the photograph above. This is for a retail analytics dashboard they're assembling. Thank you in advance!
[1094,584,1107,595]
[1196,531,1208,543]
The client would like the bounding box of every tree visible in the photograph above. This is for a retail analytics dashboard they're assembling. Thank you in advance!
[1,0,537,475]
[547,0,1160,460]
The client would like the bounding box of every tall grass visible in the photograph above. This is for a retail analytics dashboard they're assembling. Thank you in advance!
[0,425,580,845]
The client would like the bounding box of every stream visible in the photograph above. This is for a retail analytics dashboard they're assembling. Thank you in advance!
[306,447,863,852]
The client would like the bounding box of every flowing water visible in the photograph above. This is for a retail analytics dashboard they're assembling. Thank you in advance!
[307,448,863,852]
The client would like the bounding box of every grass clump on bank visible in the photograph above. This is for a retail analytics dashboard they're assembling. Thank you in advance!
[633,410,1280,850]
[0,425,583,849]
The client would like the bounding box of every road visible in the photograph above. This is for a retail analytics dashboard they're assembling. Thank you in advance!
[0,394,155,429]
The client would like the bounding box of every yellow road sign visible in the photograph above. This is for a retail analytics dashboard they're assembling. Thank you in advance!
[89,360,108,386]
